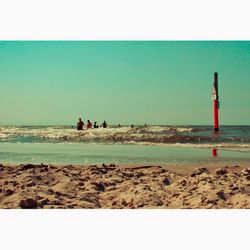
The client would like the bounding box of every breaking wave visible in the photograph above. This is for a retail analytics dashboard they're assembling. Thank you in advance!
[0,125,250,151]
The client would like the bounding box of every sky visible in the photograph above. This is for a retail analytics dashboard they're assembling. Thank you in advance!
[0,41,250,125]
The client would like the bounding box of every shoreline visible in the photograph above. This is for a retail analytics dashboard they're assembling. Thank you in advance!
[0,162,250,209]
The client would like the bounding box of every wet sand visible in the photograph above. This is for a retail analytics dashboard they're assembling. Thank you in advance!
[0,162,250,208]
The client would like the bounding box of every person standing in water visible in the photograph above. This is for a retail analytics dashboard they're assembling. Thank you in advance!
[102,121,107,128]
[87,120,92,129]
[94,121,99,128]
[77,118,84,130]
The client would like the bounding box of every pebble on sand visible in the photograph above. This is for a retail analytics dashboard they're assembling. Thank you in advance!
[19,198,38,209]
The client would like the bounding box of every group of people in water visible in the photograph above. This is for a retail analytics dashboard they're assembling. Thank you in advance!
[77,118,107,130]
[77,118,148,131]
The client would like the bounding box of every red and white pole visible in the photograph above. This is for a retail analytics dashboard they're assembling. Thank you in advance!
[212,72,219,132]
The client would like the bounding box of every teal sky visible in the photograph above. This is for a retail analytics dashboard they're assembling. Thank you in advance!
[0,41,250,125]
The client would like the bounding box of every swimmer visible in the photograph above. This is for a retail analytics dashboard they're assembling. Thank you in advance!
[102,121,107,128]
[94,121,99,128]
[77,118,84,130]
[87,120,92,129]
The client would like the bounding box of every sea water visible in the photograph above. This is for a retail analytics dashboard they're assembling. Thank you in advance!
[0,125,250,164]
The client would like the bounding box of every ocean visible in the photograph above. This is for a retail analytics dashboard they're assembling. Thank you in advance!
[0,125,250,165]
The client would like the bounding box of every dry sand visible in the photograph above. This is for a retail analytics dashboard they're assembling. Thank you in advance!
[0,162,250,209]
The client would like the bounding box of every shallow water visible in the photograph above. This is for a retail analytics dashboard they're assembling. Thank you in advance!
[0,142,250,165]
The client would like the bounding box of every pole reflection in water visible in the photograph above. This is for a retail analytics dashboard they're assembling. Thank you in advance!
[212,148,217,157]
[212,130,220,157]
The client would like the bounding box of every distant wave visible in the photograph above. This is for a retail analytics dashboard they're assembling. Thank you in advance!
[124,142,250,152]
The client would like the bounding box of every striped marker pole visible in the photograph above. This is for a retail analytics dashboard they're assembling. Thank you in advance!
[212,72,219,132]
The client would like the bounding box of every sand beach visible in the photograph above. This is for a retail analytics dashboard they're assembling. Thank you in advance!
[0,162,249,209]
